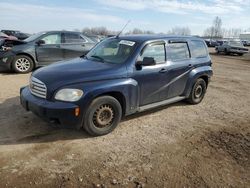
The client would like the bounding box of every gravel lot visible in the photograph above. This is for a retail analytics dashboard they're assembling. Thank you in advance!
[0,50,249,187]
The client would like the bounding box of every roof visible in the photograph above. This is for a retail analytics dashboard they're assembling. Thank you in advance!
[117,34,198,43]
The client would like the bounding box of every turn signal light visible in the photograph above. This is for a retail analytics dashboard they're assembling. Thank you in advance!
[75,107,80,116]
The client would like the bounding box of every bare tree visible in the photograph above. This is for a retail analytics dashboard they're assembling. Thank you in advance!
[81,26,155,36]
[82,27,110,36]
[125,28,155,35]
[82,27,92,35]
[168,27,191,36]
[213,16,222,37]
[220,28,243,38]
[203,16,222,38]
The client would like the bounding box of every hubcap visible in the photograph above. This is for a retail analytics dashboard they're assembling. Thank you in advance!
[194,85,203,98]
[15,58,30,72]
[93,104,114,128]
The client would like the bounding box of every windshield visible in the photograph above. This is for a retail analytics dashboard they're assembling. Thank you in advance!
[24,32,45,42]
[86,38,136,64]
[229,41,243,46]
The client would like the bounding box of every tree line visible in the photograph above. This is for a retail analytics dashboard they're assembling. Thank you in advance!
[79,17,249,38]
[80,26,191,36]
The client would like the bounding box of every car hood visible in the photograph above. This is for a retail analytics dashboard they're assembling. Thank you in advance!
[229,44,248,49]
[32,57,128,90]
[0,38,27,48]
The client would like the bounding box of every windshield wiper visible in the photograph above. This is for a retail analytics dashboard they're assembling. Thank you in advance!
[90,55,104,62]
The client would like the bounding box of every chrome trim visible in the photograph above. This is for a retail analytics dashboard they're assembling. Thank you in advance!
[29,77,47,99]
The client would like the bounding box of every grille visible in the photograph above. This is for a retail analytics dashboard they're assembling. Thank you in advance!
[29,77,47,99]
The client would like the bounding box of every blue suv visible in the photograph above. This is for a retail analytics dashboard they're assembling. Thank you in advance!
[20,35,213,136]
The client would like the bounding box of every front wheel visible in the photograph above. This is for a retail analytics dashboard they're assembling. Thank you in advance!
[12,55,34,73]
[215,48,220,54]
[187,78,207,104]
[83,96,122,136]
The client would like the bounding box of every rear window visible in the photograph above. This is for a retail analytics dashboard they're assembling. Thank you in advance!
[190,40,208,58]
[167,43,190,61]
[64,33,85,43]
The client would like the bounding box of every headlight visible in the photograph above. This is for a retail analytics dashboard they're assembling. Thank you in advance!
[2,46,12,51]
[55,89,83,102]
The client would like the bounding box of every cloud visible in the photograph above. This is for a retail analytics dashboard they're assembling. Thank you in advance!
[0,2,124,32]
[96,0,250,14]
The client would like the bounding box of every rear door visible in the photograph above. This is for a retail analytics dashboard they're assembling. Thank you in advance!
[35,33,63,65]
[61,33,94,59]
[165,40,193,99]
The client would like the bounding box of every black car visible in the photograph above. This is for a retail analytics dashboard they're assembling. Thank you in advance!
[1,30,30,40]
[0,31,96,73]
[204,39,219,47]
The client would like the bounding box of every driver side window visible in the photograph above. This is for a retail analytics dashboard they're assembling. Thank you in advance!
[140,43,166,64]
[41,34,61,44]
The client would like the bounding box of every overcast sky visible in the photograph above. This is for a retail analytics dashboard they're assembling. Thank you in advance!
[0,0,250,35]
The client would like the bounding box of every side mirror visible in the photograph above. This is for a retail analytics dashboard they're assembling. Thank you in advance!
[36,39,45,45]
[137,57,156,66]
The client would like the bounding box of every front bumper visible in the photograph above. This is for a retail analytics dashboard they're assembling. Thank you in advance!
[0,51,15,70]
[20,86,82,128]
[229,49,248,54]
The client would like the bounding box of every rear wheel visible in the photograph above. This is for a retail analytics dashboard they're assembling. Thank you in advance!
[238,53,243,56]
[83,96,122,136]
[12,55,34,73]
[224,48,229,55]
[187,78,207,104]
[215,48,220,54]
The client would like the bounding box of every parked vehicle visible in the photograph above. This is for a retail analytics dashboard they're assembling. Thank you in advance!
[205,39,219,47]
[86,35,101,43]
[216,39,227,46]
[0,31,96,73]
[20,35,213,136]
[215,40,249,56]
[241,40,250,46]
[1,30,30,40]
[0,31,18,40]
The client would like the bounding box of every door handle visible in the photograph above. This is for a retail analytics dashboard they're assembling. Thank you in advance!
[82,44,85,47]
[159,68,168,73]
[188,64,193,67]
[55,45,60,48]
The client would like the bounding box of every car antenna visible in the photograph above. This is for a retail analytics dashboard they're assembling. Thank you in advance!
[116,20,131,38]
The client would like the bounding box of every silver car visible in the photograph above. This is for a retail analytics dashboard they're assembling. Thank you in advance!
[215,40,249,56]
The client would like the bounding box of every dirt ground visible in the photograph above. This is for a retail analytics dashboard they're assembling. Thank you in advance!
[0,50,249,188]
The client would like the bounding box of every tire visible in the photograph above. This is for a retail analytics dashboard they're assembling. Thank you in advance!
[187,78,207,104]
[12,55,34,73]
[238,53,243,56]
[224,48,230,55]
[83,96,122,136]
[215,48,219,54]
[224,48,228,55]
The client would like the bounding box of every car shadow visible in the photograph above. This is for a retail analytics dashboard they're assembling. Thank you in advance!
[0,96,188,146]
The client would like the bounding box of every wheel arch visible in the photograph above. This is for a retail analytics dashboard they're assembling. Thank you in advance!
[183,66,212,97]
[12,53,36,69]
[199,75,209,88]
[96,91,126,116]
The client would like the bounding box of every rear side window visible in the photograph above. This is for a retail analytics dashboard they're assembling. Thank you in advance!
[64,33,85,43]
[190,40,208,58]
[41,34,61,44]
[167,43,190,61]
[141,43,165,63]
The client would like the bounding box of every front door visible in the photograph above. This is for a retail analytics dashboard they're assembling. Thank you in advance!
[35,33,63,65]
[132,41,170,106]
